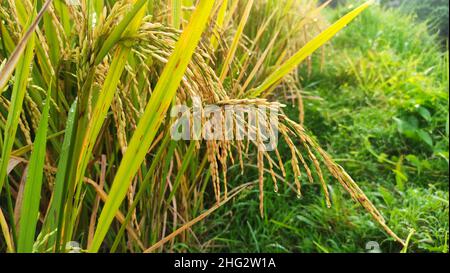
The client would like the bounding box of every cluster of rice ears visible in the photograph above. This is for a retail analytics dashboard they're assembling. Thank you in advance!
[0,0,404,253]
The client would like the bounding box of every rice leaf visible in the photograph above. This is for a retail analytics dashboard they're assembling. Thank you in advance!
[43,5,60,67]
[94,0,148,65]
[219,0,254,82]
[54,0,71,36]
[42,100,78,252]
[171,0,182,29]
[0,22,16,55]
[74,0,148,197]
[17,86,52,253]
[0,208,14,253]
[144,182,254,253]
[0,17,37,195]
[248,0,374,98]
[210,0,228,50]
[0,0,51,93]
[89,0,216,253]
[94,0,104,16]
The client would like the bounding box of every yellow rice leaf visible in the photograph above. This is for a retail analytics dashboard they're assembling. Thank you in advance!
[219,0,254,82]
[89,0,216,253]
[248,0,374,98]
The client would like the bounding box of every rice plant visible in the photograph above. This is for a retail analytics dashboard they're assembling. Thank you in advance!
[0,0,405,253]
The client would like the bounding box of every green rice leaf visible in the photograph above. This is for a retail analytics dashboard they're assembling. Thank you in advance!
[0,18,37,195]
[73,0,148,201]
[0,0,51,93]
[89,0,216,253]
[94,0,148,64]
[219,0,254,82]
[248,0,374,98]
[17,86,52,253]
[172,0,182,29]
[42,100,78,252]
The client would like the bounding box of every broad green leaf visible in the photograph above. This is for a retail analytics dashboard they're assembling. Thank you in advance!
[417,106,432,122]
[417,130,433,147]
[394,117,417,137]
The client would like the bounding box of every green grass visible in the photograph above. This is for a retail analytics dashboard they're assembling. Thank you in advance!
[198,4,449,253]
[382,0,449,38]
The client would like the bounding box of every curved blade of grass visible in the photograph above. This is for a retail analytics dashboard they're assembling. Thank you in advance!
[63,0,148,244]
[73,0,147,203]
[110,133,172,253]
[248,0,374,98]
[42,100,78,252]
[0,0,52,93]
[210,0,228,50]
[89,0,216,253]
[62,0,148,246]
[171,0,182,29]
[54,0,71,36]
[94,0,147,65]
[167,141,197,203]
[43,6,60,67]
[0,18,37,196]
[0,208,14,253]
[219,0,254,82]
[74,49,130,186]
[17,86,52,253]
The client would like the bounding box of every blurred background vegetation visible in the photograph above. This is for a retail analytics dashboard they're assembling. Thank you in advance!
[382,0,449,38]
[193,1,449,253]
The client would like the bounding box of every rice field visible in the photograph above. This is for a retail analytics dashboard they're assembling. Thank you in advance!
[0,0,446,253]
